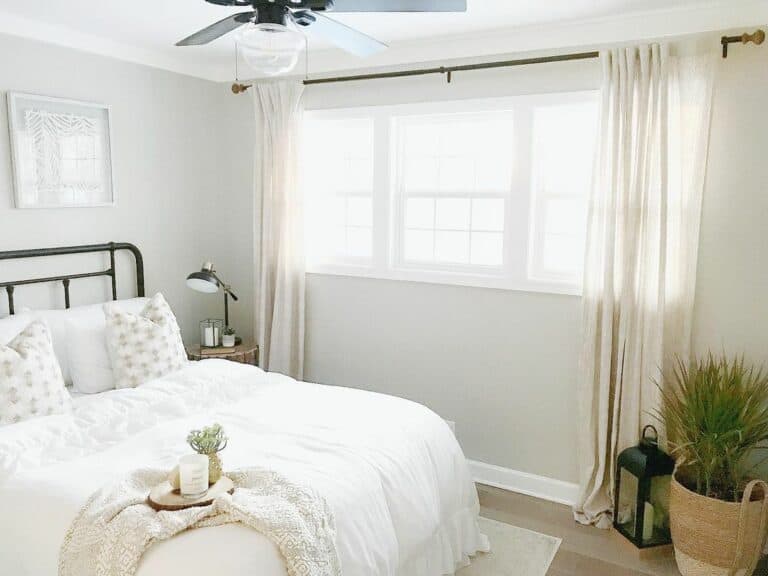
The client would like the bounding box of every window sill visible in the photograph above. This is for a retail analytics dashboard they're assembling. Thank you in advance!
[306,265,582,297]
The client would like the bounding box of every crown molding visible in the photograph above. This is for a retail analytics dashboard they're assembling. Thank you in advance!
[0,9,224,81]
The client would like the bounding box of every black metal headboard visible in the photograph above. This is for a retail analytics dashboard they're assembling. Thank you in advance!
[0,242,145,315]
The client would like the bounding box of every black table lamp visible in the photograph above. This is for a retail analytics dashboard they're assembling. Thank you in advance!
[186,262,240,343]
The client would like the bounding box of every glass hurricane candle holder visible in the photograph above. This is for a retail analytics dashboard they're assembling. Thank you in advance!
[199,319,224,348]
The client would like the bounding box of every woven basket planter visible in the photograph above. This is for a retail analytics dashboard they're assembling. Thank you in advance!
[670,473,768,576]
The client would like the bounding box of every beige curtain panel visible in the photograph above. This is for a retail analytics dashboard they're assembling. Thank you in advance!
[574,44,715,528]
[252,81,306,380]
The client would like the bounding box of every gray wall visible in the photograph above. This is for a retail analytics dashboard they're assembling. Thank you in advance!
[0,33,254,343]
[693,46,768,365]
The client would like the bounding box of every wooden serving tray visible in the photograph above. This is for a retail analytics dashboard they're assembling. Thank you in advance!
[147,476,234,511]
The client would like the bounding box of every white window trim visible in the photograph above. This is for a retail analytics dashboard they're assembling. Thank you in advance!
[305,92,597,297]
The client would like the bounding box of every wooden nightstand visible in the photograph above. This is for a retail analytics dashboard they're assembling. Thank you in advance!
[187,342,259,366]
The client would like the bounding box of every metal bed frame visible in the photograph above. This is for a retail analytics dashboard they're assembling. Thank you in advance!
[0,242,144,315]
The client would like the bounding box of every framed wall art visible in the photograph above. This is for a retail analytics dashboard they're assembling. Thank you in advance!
[7,92,115,208]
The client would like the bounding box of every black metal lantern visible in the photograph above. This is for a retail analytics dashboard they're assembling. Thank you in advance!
[614,425,675,548]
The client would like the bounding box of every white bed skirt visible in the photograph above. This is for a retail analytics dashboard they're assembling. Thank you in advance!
[135,502,488,576]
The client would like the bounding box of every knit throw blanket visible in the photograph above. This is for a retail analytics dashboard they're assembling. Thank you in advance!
[59,468,341,576]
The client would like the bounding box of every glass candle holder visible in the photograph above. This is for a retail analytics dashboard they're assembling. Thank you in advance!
[199,319,224,348]
[179,454,209,499]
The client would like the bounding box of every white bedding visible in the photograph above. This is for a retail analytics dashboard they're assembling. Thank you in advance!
[0,360,487,576]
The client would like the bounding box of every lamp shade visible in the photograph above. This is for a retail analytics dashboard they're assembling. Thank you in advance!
[187,269,220,294]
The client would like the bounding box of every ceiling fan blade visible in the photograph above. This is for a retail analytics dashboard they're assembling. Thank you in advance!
[176,11,255,46]
[328,0,466,12]
[292,10,388,57]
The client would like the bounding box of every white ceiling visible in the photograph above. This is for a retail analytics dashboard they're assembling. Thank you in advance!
[0,0,765,81]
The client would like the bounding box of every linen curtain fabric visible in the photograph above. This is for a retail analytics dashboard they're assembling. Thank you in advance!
[252,82,306,380]
[574,44,714,528]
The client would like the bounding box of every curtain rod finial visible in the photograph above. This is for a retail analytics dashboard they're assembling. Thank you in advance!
[232,83,251,94]
[722,29,765,58]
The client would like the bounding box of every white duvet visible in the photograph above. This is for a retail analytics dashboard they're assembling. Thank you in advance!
[0,360,487,576]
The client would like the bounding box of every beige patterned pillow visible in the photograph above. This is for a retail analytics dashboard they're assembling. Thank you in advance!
[104,293,188,389]
[0,321,70,426]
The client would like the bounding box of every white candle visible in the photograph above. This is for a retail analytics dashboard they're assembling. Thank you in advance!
[203,327,214,347]
[643,502,655,541]
[179,454,209,498]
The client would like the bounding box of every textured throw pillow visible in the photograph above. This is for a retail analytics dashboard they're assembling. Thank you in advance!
[65,298,149,394]
[104,293,188,389]
[0,321,70,426]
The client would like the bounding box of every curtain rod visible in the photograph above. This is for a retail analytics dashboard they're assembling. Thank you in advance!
[231,28,765,94]
[231,50,599,94]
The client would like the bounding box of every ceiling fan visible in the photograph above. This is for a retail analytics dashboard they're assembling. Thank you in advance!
[177,0,467,75]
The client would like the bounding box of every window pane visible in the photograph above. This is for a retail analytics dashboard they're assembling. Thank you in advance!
[440,123,476,156]
[438,158,474,192]
[543,234,581,274]
[347,226,373,259]
[404,157,439,192]
[471,232,504,266]
[406,198,434,229]
[436,198,470,231]
[344,159,374,192]
[545,198,585,236]
[403,123,439,156]
[435,231,470,263]
[471,198,505,232]
[404,229,434,261]
[347,197,373,227]
[475,155,513,193]
[533,102,597,195]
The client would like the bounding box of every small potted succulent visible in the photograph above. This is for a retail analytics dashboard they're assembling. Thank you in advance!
[187,423,228,484]
[658,354,768,576]
[222,327,236,348]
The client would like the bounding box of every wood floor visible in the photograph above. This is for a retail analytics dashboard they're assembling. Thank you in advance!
[477,484,768,576]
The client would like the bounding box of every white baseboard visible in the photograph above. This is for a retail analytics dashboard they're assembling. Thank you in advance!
[469,460,580,507]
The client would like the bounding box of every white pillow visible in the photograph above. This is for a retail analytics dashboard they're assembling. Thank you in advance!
[0,321,70,426]
[27,298,148,388]
[104,293,188,389]
[63,298,149,394]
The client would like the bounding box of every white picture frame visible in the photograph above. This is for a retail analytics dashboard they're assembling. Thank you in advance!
[7,92,116,209]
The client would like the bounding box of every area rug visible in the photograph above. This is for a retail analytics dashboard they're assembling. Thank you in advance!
[458,517,562,576]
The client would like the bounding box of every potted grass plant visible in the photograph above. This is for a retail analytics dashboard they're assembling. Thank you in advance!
[658,354,768,576]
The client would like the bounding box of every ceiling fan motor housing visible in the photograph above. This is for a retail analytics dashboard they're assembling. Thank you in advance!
[255,3,290,25]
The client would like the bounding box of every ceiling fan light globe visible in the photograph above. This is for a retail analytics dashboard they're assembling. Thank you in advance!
[238,24,304,76]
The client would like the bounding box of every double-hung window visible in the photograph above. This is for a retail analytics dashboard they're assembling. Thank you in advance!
[304,91,598,294]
